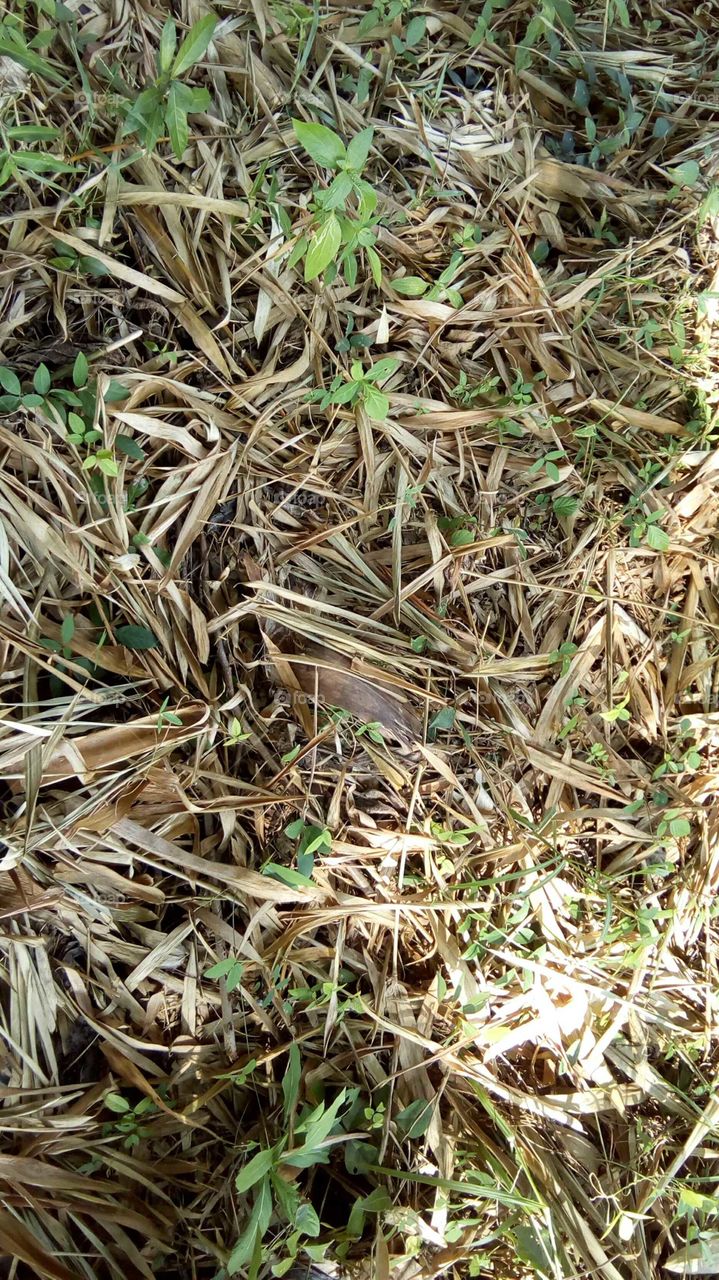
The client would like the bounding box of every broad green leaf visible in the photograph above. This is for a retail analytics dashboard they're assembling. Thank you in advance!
[0,368,21,397]
[304,213,341,280]
[104,380,130,403]
[166,81,189,159]
[271,1170,299,1223]
[668,160,700,188]
[263,863,316,889]
[204,957,234,979]
[72,351,88,388]
[293,119,346,169]
[296,1202,320,1237]
[429,706,456,733]
[319,171,353,210]
[396,1098,434,1139]
[114,624,158,650]
[345,1139,378,1175]
[171,13,217,77]
[104,1092,130,1113]
[33,363,51,395]
[365,357,399,382]
[345,126,374,172]
[391,275,428,297]
[235,1147,275,1195]
[545,459,560,482]
[362,385,389,421]
[228,1175,272,1273]
[451,527,475,547]
[97,455,119,477]
[183,85,211,112]
[7,125,60,141]
[646,523,670,552]
[348,1187,391,1237]
[366,244,382,286]
[282,1042,302,1120]
[405,15,426,46]
[121,86,163,138]
[669,816,691,838]
[287,235,308,271]
[327,379,360,405]
[61,615,75,648]
[285,818,305,838]
[115,434,146,461]
[158,17,177,74]
[291,1088,348,1156]
[300,825,331,856]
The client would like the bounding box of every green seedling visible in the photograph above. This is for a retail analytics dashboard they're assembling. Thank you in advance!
[285,818,332,878]
[308,357,399,421]
[121,14,216,158]
[103,1091,157,1150]
[290,120,382,284]
[205,954,245,992]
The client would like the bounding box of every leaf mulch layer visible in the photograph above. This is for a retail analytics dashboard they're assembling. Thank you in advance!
[1,2,719,1279]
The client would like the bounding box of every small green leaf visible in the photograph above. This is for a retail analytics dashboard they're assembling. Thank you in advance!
[345,126,374,172]
[553,494,579,518]
[97,455,119,477]
[396,1098,434,1139]
[362,385,389,421]
[405,15,427,46]
[166,81,189,159]
[365,357,399,382]
[293,119,346,169]
[104,381,130,403]
[121,86,163,138]
[61,615,75,648]
[304,213,342,280]
[228,1175,273,1272]
[429,706,456,734]
[114,624,158,650]
[450,527,475,547]
[282,1043,302,1121]
[33,363,51,395]
[115,433,146,461]
[668,159,700,188]
[263,863,316,889]
[104,1092,130,1113]
[158,17,177,74]
[669,816,691,838]
[13,151,75,175]
[545,460,560,482]
[320,171,354,210]
[285,818,305,839]
[171,13,217,77]
[646,523,670,552]
[366,244,382,286]
[7,125,61,142]
[390,275,428,297]
[235,1148,276,1195]
[0,367,21,396]
[296,1202,320,1237]
[72,351,88,388]
[281,744,301,764]
[204,957,234,979]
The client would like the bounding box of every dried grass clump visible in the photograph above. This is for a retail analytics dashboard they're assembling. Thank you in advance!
[1,1,719,1278]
